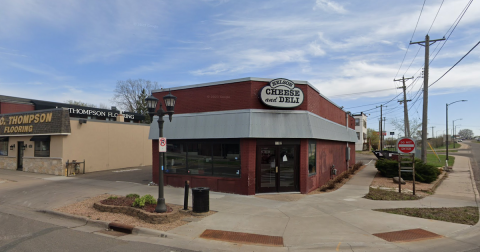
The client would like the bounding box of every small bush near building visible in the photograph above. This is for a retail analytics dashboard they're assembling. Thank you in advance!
[319,162,364,191]
[375,159,441,183]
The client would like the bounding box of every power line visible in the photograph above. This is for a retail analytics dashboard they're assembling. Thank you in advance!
[430,0,473,65]
[429,40,480,88]
[345,101,389,109]
[427,0,445,34]
[329,88,396,98]
[394,0,427,79]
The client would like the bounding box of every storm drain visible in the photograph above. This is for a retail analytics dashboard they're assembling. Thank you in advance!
[199,229,284,247]
[373,228,443,242]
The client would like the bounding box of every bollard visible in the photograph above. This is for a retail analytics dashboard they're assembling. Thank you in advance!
[184,180,189,210]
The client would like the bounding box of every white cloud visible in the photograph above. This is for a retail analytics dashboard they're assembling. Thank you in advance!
[308,41,326,56]
[313,0,347,14]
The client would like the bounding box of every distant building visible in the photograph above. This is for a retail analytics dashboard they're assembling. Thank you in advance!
[0,95,151,175]
[352,112,368,151]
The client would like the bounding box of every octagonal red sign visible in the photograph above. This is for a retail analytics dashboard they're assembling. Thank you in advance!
[397,137,415,153]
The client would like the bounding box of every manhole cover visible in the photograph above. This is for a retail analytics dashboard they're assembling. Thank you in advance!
[200,229,283,247]
[373,228,442,242]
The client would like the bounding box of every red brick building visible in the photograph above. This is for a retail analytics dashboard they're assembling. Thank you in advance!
[148,78,357,195]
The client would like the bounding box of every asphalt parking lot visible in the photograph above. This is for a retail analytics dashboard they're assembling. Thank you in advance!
[75,165,153,185]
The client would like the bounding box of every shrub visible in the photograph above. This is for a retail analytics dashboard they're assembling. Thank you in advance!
[132,194,157,208]
[143,194,156,205]
[375,159,441,183]
[126,193,140,199]
[132,197,146,208]
[107,196,118,200]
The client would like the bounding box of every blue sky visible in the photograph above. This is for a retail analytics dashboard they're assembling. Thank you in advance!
[1,0,479,136]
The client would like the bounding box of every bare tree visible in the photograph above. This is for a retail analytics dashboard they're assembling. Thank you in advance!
[111,79,160,112]
[391,117,422,138]
[98,103,109,109]
[458,129,474,139]
[65,100,97,108]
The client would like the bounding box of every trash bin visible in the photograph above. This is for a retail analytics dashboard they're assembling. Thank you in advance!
[192,187,209,213]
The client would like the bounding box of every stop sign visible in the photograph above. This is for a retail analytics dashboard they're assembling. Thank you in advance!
[397,137,415,153]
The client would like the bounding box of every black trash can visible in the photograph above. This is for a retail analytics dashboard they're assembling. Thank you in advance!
[192,187,209,213]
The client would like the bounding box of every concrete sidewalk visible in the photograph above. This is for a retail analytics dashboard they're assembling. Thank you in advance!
[0,154,479,252]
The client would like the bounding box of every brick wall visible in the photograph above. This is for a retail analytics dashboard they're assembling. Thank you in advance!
[305,139,354,193]
[0,102,34,114]
[154,80,353,127]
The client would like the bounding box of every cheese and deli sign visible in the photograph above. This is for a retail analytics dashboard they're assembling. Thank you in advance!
[259,78,304,108]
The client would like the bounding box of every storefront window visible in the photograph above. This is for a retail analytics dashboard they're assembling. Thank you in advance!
[166,143,187,174]
[34,141,50,157]
[308,140,316,175]
[187,143,213,176]
[165,140,241,177]
[212,143,241,177]
[0,138,8,156]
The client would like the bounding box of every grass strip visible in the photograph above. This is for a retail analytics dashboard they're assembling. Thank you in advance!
[374,207,479,225]
[426,153,454,167]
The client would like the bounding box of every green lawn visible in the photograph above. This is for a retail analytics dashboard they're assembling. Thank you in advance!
[434,143,461,149]
[427,153,455,167]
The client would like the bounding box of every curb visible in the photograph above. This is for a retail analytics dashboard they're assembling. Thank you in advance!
[38,209,187,240]
[39,209,111,229]
[131,227,184,239]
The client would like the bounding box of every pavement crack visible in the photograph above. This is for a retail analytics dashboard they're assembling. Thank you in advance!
[277,207,291,238]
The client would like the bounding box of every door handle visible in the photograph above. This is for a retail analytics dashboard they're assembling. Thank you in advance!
[276,166,278,173]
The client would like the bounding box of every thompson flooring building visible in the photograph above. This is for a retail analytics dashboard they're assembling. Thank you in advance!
[0,95,152,175]
[149,78,357,195]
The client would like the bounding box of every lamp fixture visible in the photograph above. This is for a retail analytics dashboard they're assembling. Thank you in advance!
[10,144,15,150]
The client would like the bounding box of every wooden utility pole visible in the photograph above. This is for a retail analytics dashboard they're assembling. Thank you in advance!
[410,35,445,162]
[394,76,413,137]
[376,105,386,150]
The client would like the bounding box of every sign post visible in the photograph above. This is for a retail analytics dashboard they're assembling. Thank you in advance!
[159,137,167,153]
[396,137,416,195]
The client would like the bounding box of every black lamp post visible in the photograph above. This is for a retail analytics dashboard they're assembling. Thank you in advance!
[445,100,466,170]
[146,92,177,213]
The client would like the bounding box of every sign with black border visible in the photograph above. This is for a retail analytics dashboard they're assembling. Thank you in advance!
[259,78,304,108]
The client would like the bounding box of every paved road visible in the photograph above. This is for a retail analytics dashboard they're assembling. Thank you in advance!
[76,165,153,185]
[0,209,198,252]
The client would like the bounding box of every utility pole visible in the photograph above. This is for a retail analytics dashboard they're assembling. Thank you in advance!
[431,126,435,139]
[394,76,413,137]
[383,117,386,150]
[411,35,445,162]
[376,105,386,150]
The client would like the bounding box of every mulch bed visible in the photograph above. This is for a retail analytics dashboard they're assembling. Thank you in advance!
[100,197,173,213]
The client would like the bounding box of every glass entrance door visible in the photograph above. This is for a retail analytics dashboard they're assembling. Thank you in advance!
[17,141,24,171]
[256,145,298,193]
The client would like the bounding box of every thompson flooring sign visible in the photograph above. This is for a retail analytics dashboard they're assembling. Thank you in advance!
[259,78,304,108]
[0,109,71,135]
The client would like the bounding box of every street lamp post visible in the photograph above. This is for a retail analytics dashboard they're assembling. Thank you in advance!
[446,100,467,170]
[146,92,177,213]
